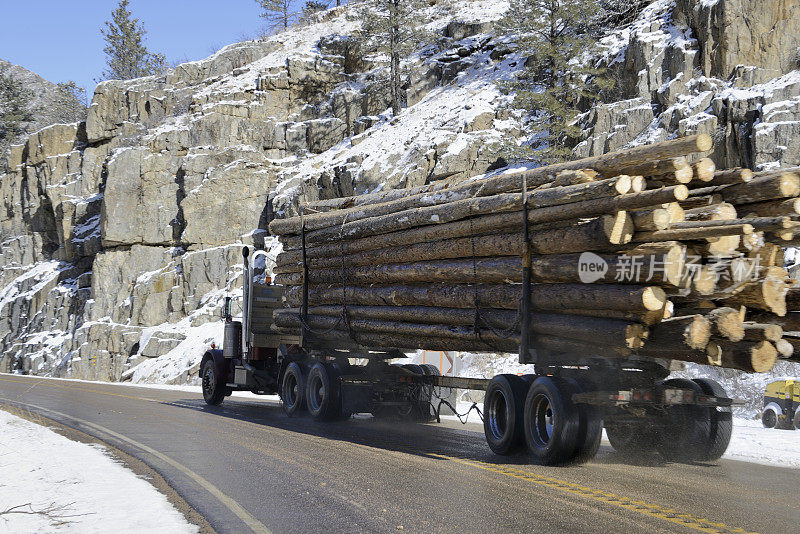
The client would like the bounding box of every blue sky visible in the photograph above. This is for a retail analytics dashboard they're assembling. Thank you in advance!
[0,0,307,96]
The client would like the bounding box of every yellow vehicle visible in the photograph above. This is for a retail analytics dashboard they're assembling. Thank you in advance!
[762,380,800,430]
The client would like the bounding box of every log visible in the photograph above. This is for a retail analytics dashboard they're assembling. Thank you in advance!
[618,156,689,177]
[275,213,632,273]
[692,235,742,257]
[692,158,716,182]
[705,307,745,341]
[631,208,670,231]
[293,305,666,330]
[720,172,800,205]
[713,168,753,185]
[642,315,711,351]
[679,194,724,209]
[646,167,695,186]
[273,309,647,349]
[737,198,800,217]
[741,322,783,342]
[533,335,631,358]
[748,312,800,332]
[715,340,777,373]
[270,175,637,236]
[633,223,753,242]
[684,202,737,222]
[282,186,688,248]
[725,267,789,316]
[282,282,668,312]
[775,338,794,359]
[664,202,686,223]
[639,342,722,367]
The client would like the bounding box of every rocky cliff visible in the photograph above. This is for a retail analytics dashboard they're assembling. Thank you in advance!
[1,0,798,385]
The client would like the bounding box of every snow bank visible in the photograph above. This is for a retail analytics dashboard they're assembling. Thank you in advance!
[0,410,197,533]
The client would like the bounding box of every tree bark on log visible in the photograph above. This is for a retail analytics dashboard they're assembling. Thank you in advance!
[741,322,783,342]
[713,168,753,185]
[273,309,647,349]
[271,176,635,236]
[684,203,737,222]
[281,186,687,248]
[282,282,667,312]
[533,335,632,358]
[719,172,800,205]
[714,339,777,373]
[631,208,670,231]
[633,223,753,242]
[642,315,711,351]
[618,156,689,177]
[737,198,800,217]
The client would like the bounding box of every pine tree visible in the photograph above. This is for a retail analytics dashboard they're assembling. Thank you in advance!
[99,0,166,81]
[360,0,428,116]
[499,0,612,165]
[51,82,88,124]
[255,0,295,31]
[300,0,328,24]
[0,67,35,148]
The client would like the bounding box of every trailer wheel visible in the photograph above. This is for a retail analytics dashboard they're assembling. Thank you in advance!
[483,374,528,455]
[523,376,581,465]
[201,359,228,406]
[306,362,342,421]
[656,379,710,463]
[692,378,733,460]
[568,380,603,465]
[281,362,306,417]
[605,423,657,455]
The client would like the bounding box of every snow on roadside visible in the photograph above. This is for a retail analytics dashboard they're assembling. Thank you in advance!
[0,410,197,533]
[723,418,800,469]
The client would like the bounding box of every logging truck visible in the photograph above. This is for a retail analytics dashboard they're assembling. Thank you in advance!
[199,247,735,466]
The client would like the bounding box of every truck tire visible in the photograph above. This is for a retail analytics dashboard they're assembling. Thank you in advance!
[605,423,657,455]
[569,383,603,465]
[762,408,778,429]
[306,362,342,421]
[401,364,433,421]
[657,379,710,463]
[483,374,529,455]
[794,410,800,430]
[281,362,306,417]
[523,376,581,465]
[693,378,733,460]
[201,358,228,406]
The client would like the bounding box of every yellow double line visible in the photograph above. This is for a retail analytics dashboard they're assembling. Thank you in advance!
[432,454,757,534]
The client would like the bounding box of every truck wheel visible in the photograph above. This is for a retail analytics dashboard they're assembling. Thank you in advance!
[605,423,657,455]
[523,376,581,465]
[483,374,529,455]
[693,378,733,460]
[306,362,342,421]
[568,380,603,465]
[762,408,778,429]
[657,379,710,463]
[793,410,800,430]
[201,358,228,406]
[281,362,306,416]
[401,364,434,421]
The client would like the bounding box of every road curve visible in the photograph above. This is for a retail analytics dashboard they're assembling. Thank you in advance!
[1,373,797,534]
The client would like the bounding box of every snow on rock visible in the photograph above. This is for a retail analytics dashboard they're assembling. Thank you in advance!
[0,410,197,533]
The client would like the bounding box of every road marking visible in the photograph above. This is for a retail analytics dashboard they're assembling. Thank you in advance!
[0,399,272,534]
[0,375,161,402]
[431,454,757,534]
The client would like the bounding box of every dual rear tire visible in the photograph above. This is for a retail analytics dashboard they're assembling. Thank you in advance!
[483,374,602,465]
[281,360,345,420]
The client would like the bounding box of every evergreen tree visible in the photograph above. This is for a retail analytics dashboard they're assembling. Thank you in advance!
[0,67,35,149]
[360,0,428,116]
[499,0,612,164]
[255,0,295,31]
[99,0,166,81]
[51,82,88,124]
[300,0,328,24]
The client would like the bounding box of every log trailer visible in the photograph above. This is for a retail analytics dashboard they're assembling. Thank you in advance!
[199,247,734,466]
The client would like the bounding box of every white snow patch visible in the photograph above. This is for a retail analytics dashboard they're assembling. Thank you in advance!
[0,410,197,533]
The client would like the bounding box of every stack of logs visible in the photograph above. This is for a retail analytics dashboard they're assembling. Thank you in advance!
[268,134,800,374]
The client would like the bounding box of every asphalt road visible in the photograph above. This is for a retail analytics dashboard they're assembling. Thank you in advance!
[1,373,797,534]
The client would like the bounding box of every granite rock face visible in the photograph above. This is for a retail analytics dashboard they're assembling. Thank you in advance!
[575,0,800,174]
[2,0,797,384]
[0,3,514,383]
